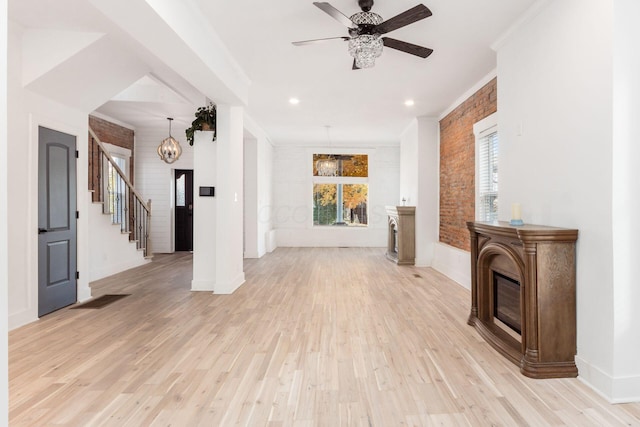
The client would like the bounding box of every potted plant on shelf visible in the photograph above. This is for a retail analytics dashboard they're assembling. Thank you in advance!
[185,103,216,145]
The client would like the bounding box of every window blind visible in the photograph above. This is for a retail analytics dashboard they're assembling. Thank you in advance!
[478,131,498,221]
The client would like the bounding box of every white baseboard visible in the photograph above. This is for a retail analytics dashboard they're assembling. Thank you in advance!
[576,356,640,403]
[432,242,471,290]
[244,250,260,259]
[8,308,37,331]
[89,257,150,283]
[191,280,215,292]
[611,375,640,403]
[266,230,277,253]
[215,272,245,295]
[10,281,98,331]
[77,283,92,303]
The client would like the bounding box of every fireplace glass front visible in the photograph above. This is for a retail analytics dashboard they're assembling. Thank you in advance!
[493,272,521,334]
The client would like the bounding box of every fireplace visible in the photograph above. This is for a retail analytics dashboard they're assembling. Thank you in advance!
[467,221,579,379]
[385,206,415,265]
[493,272,521,334]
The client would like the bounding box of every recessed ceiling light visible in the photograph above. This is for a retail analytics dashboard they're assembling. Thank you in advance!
[289,98,300,105]
[404,99,415,107]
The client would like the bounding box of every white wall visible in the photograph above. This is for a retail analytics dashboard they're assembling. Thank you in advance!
[399,117,439,267]
[243,115,274,259]
[273,143,399,247]
[497,0,638,402]
[87,202,149,282]
[399,120,419,206]
[135,123,194,254]
[1,0,9,420]
[611,0,640,401]
[244,136,258,257]
[257,129,274,255]
[8,22,92,329]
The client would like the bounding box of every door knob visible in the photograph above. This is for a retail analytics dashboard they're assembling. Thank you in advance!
[38,228,48,234]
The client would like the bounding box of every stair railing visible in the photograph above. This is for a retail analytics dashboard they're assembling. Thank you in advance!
[88,127,152,257]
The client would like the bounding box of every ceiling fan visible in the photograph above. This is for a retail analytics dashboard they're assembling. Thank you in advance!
[292,0,434,69]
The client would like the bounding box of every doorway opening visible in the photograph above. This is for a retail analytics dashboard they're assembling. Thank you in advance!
[175,169,193,251]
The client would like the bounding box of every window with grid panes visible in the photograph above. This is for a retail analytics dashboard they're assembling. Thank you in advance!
[312,154,368,227]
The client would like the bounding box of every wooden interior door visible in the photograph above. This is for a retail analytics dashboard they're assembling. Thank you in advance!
[175,169,193,251]
[38,126,77,316]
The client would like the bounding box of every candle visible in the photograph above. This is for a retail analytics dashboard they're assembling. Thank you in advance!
[511,203,522,220]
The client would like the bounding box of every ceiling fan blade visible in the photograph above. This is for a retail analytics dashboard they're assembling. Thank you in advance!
[375,4,432,34]
[382,37,433,58]
[313,2,354,27]
[292,36,350,46]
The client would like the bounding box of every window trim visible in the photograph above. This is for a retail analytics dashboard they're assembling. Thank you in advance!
[474,113,498,221]
[102,142,131,179]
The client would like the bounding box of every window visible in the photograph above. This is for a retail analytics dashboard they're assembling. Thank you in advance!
[176,174,186,207]
[474,114,498,221]
[312,154,368,226]
[101,143,132,226]
[108,154,127,225]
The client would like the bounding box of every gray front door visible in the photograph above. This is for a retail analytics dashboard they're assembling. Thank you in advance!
[38,126,77,317]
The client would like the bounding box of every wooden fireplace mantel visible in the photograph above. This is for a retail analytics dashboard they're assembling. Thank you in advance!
[467,221,579,379]
[385,206,415,265]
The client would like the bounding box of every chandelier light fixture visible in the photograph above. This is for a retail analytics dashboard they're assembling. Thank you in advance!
[157,117,182,164]
[348,11,384,68]
[316,157,338,177]
[316,126,339,176]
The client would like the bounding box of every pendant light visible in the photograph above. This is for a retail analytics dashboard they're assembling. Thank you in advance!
[316,126,338,176]
[157,117,182,164]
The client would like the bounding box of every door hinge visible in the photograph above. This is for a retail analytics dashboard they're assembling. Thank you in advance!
[76,211,79,219]
[75,150,79,159]
[76,271,80,280]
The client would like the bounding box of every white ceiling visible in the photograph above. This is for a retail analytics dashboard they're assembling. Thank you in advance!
[10,0,537,145]
[194,0,536,144]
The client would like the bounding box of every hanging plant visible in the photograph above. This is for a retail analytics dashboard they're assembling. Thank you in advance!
[185,103,216,145]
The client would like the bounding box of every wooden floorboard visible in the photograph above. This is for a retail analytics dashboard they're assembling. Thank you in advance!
[9,248,640,426]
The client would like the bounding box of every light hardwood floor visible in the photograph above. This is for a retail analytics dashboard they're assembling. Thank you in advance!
[9,248,640,426]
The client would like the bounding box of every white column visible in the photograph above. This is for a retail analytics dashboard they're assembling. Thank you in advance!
[612,0,640,401]
[215,105,245,294]
[191,129,217,291]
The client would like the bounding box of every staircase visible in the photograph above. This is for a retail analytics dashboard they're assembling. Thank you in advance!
[88,127,152,282]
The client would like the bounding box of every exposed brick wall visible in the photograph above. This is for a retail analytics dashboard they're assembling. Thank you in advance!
[439,78,497,251]
[88,116,135,202]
